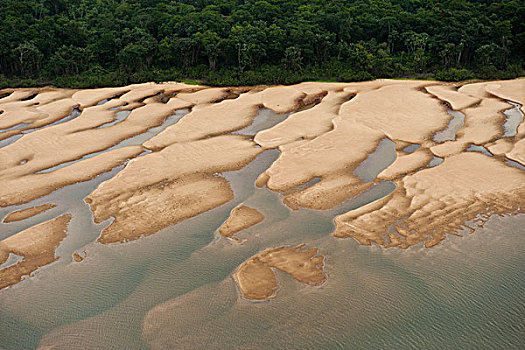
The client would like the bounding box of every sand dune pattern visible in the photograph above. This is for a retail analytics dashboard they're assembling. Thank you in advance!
[0,79,524,294]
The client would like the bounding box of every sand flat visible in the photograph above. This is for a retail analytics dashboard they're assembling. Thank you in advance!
[232,244,326,301]
[0,79,524,291]
[334,152,525,248]
[219,205,264,239]
[0,214,70,289]
[425,85,480,110]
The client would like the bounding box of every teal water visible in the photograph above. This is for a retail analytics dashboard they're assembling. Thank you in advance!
[0,111,524,349]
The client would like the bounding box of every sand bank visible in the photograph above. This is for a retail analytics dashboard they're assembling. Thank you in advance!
[0,214,70,289]
[334,152,525,248]
[232,244,326,301]
[0,79,523,294]
[2,204,56,223]
[86,135,263,243]
[218,205,264,240]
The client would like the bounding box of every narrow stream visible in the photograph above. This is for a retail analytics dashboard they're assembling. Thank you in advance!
[433,109,465,143]
[232,108,290,135]
[502,101,523,137]
[354,138,396,182]
[428,156,444,167]
[466,144,493,157]
[35,109,189,174]
[0,123,31,133]
[403,144,420,153]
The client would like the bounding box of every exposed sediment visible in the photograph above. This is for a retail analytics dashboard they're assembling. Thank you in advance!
[334,152,525,248]
[0,214,71,289]
[86,135,263,244]
[218,205,264,240]
[232,244,326,301]
[0,78,524,290]
[2,204,56,223]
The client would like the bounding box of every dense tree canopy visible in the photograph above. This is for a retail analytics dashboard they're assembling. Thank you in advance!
[0,0,523,87]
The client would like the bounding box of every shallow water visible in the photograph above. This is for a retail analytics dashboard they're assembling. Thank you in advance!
[0,253,24,270]
[402,144,420,153]
[0,123,30,133]
[502,101,523,137]
[96,110,132,129]
[1,105,524,350]
[233,108,290,135]
[354,138,396,182]
[0,145,523,349]
[433,109,465,143]
[428,156,444,167]
[466,144,493,157]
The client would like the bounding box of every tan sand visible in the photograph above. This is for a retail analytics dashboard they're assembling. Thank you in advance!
[377,148,434,180]
[283,174,373,210]
[0,89,77,140]
[0,214,70,289]
[86,135,263,243]
[425,85,480,110]
[143,85,328,149]
[430,96,510,158]
[3,204,56,223]
[334,152,525,248]
[264,119,384,191]
[232,244,326,301]
[97,174,234,244]
[0,146,143,207]
[0,83,235,207]
[0,77,522,279]
[218,205,264,239]
[343,83,450,143]
[254,89,354,148]
[483,79,525,107]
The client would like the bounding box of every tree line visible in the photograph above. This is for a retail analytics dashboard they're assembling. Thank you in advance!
[0,0,523,88]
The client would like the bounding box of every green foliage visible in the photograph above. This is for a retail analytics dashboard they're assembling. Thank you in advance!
[435,68,475,82]
[0,0,523,87]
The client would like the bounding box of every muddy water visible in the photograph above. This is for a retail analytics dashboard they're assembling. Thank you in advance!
[466,144,493,157]
[0,112,524,349]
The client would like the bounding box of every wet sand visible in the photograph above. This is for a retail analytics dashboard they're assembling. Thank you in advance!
[232,244,326,301]
[0,214,70,289]
[218,205,264,240]
[2,204,56,223]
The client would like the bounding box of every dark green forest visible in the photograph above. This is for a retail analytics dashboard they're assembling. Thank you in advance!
[1,0,523,87]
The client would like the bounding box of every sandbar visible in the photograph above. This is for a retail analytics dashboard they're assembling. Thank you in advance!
[232,244,326,301]
[3,204,56,223]
[0,214,70,289]
[218,205,264,239]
